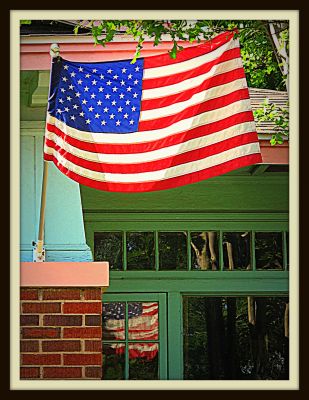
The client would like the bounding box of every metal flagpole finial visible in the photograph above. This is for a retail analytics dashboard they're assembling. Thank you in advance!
[50,43,60,58]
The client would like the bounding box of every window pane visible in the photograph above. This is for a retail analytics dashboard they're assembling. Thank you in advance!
[223,232,251,270]
[183,296,289,380]
[127,232,155,270]
[94,232,123,270]
[129,343,159,379]
[191,232,219,270]
[255,232,283,270]
[102,302,125,340]
[102,343,125,379]
[159,232,187,270]
[128,302,159,341]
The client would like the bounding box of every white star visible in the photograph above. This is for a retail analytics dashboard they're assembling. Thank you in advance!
[95,113,100,119]
[79,111,85,117]
[106,80,112,86]
[77,79,83,85]
[101,120,106,126]
[86,119,91,124]
[70,72,76,77]
[133,93,138,98]
[100,74,104,79]
[122,68,127,73]
[64,65,69,70]
[66,96,72,101]
[116,120,121,126]
[119,93,125,99]
[82,99,88,104]
[84,86,89,92]
[56,108,62,114]
[111,100,117,106]
[85,73,91,78]
[123,113,128,119]
[98,87,104,92]
[107,68,113,74]
[126,86,132,92]
[75,92,81,98]
[73,104,79,109]
[128,74,133,79]
[103,107,109,113]
[131,106,136,111]
[59,98,64,104]
[97,100,102,106]
[70,115,76,121]
[113,74,119,80]
[118,107,123,112]
[90,93,96,99]
[88,106,94,112]
[109,114,115,119]
[134,79,139,85]
[120,80,125,86]
[92,79,97,85]
[129,119,134,125]
[92,68,98,73]
[64,107,69,112]
[105,94,111,99]
[78,67,84,72]
[60,88,66,93]
[112,87,118,92]
[125,100,131,105]
[69,84,74,90]
[135,66,140,72]
[62,77,68,82]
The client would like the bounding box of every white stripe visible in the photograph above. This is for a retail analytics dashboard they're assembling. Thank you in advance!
[45,121,256,164]
[140,78,247,121]
[143,38,238,79]
[47,142,261,183]
[142,58,243,100]
[46,99,253,145]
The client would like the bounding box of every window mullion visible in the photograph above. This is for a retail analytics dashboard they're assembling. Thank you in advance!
[123,231,127,271]
[125,302,129,379]
[219,230,224,271]
[251,231,256,271]
[155,231,159,271]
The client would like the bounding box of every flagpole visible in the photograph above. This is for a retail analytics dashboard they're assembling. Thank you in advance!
[33,43,60,262]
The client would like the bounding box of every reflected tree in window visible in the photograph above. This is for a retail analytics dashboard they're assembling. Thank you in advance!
[191,232,218,270]
[223,232,251,270]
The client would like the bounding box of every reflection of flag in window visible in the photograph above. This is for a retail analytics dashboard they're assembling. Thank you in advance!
[103,302,159,360]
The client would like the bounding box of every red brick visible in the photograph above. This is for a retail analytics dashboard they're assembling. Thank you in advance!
[85,340,102,352]
[64,353,102,366]
[20,340,39,352]
[22,327,61,339]
[42,340,81,352]
[20,289,39,300]
[43,315,82,326]
[85,315,102,326]
[22,302,61,314]
[63,327,101,339]
[22,354,61,365]
[20,367,40,379]
[43,367,82,379]
[83,288,102,300]
[20,315,39,326]
[63,302,102,314]
[85,367,102,379]
[42,289,81,300]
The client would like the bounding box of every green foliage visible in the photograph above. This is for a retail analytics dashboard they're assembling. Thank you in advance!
[254,98,289,145]
[20,20,32,24]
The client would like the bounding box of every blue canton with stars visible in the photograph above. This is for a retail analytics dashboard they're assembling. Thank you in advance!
[102,302,143,321]
[48,57,144,133]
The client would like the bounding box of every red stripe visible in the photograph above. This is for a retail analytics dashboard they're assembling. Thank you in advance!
[143,31,234,69]
[142,47,241,90]
[44,153,262,193]
[45,132,259,174]
[46,111,255,155]
[141,68,246,111]
[139,89,250,131]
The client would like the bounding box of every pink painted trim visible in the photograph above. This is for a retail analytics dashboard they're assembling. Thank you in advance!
[20,262,109,287]
[260,141,289,164]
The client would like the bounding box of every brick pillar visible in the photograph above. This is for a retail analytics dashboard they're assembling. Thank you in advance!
[20,288,103,380]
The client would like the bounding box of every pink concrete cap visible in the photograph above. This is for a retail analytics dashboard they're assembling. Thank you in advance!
[20,262,109,287]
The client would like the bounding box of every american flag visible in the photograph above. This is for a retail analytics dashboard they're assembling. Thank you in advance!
[103,302,159,360]
[44,31,262,192]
